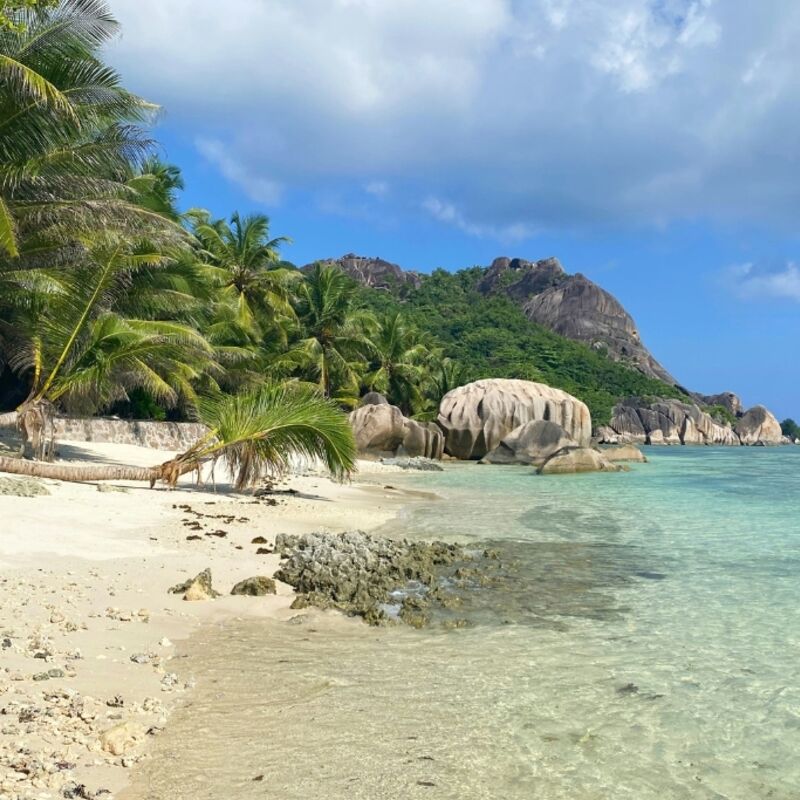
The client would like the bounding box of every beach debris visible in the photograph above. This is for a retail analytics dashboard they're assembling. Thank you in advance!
[168,568,220,601]
[0,476,50,496]
[256,547,271,555]
[230,577,277,596]
[251,536,268,544]
[99,721,146,755]
[129,653,152,665]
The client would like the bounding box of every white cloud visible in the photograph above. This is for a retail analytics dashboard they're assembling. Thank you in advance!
[726,262,800,303]
[107,0,800,234]
[364,181,389,198]
[195,138,282,206]
[423,197,534,243]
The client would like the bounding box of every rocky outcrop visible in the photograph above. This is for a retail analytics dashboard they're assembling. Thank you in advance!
[694,391,743,417]
[349,403,406,456]
[349,399,443,460]
[438,379,591,460]
[608,398,742,446]
[478,257,676,385]
[603,445,647,463]
[307,254,421,290]
[735,405,783,446]
[398,418,445,460]
[537,448,622,475]
[481,420,577,466]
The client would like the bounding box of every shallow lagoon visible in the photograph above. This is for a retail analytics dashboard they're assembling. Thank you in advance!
[127,448,800,799]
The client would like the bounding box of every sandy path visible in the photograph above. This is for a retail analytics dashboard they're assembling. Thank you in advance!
[0,441,415,799]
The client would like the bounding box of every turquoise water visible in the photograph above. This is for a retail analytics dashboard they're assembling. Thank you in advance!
[127,448,800,800]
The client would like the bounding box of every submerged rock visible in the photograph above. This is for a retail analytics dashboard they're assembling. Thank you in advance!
[538,448,622,475]
[381,456,444,471]
[603,445,647,463]
[230,576,277,596]
[274,531,471,625]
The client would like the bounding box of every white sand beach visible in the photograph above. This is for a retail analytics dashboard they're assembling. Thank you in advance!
[0,440,417,799]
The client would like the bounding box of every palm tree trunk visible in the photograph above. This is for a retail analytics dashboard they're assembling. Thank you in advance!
[0,455,158,483]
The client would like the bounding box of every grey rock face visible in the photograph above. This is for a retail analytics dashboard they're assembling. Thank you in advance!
[381,456,444,471]
[399,418,444,460]
[522,274,677,384]
[608,398,741,446]
[482,420,577,466]
[438,379,592,460]
[307,254,421,290]
[477,257,676,384]
[734,405,783,445]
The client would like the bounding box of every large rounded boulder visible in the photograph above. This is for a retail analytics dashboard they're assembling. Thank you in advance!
[349,404,406,456]
[437,379,591,460]
[481,420,577,466]
[735,405,783,445]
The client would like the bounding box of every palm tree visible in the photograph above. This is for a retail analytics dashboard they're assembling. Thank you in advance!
[0,383,357,488]
[364,312,429,415]
[189,210,296,343]
[0,0,171,262]
[291,263,374,403]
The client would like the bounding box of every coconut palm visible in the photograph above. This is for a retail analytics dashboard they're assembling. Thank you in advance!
[0,383,357,489]
[0,0,172,262]
[189,210,296,344]
[290,263,374,403]
[364,312,429,415]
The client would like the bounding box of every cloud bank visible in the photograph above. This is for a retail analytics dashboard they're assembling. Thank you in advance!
[109,0,800,239]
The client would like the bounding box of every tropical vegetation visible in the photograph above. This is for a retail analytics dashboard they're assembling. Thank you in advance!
[0,0,701,484]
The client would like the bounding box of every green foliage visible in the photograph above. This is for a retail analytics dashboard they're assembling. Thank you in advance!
[357,268,688,425]
[781,418,800,439]
[704,404,737,428]
[0,1,56,31]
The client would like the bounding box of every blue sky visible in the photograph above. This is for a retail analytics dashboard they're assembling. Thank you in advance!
[108,0,799,419]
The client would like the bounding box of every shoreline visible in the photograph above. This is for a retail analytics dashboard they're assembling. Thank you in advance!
[0,440,425,800]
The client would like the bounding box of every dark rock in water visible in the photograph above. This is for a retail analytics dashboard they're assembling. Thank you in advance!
[274,531,472,626]
[231,576,277,596]
[635,571,666,580]
[616,683,639,696]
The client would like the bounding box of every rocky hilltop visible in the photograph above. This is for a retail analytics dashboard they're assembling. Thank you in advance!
[477,257,677,385]
[304,253,421,290]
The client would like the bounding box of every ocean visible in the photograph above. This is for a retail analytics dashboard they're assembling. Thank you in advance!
[126,447,800,799]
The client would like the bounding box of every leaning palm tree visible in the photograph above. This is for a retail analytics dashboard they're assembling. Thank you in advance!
[290,263,374,403]
[0,383,357,489]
